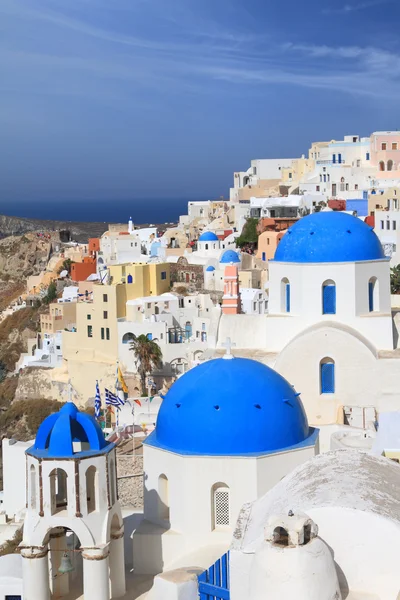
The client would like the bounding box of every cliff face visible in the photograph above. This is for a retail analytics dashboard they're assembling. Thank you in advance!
[0,214,108,242]
[0,234,51,279]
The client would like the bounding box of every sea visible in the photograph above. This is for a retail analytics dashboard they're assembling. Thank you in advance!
[0,198,202,225]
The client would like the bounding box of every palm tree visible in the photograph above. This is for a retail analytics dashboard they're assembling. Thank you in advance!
[129,335,163,396]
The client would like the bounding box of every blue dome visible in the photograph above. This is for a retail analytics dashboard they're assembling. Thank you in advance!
[274,211,385,263]
[199,231,219,242]
[206,265,215,272]
[29,403,113,458]
[220,249,240,264]
[146,358,314,456]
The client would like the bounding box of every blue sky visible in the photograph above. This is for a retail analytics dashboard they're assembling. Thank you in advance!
[1,0,400,202]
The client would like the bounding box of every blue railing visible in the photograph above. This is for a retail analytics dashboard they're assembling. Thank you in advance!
[198,552,230,600]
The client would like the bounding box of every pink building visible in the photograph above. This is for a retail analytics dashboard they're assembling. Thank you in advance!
[370,132,400,179]
[222,265,240,314]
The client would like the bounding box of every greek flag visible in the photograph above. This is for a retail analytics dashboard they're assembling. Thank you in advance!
[94,381,101,420]
[105,388,124,410]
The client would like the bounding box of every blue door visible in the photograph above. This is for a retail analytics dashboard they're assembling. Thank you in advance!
[262,252,266,261]
[185,322,192,340]
[285,283,291,313]
[321,362,335,394]
[198,552,230,600]
[323,284,336,314]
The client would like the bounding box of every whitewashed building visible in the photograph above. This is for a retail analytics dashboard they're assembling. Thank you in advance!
[217,211,400,449]
[132,355,318,575]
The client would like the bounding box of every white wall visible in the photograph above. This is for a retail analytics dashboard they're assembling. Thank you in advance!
[1,439,31,519]
[133,442,317,574]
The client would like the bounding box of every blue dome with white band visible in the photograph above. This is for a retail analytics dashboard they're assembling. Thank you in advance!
[146,358,316,456]
[274,211,385,263]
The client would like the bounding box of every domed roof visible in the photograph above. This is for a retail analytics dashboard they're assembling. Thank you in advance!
[220,249,240,264]
[146,358,313,456]
[274,212,385,263]
[199,231,219,242]
[29,403,113,459]
[206,265,215,272]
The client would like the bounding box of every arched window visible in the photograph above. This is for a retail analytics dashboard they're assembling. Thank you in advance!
[380,161,385,172]
[127,274,133,284]
[273,526,289,546]
[86,466,97,514]
[212,483,230,529]
[49,468,68,515]
[158,474,170,521]
[281,278,290,313]
[388,160,393,171]
[340,177,345,183]
[322,280,336,314]
[205,244,209,250]
[122,332,134,344]
[109,458,116,506]
[320,358,335,394]
[369,277,379,312]
[30,465,36,510]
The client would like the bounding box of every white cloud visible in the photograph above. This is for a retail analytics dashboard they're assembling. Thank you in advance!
[323,0,393,14]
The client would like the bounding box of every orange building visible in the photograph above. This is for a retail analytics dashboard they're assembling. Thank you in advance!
[88,238,100,256]
[256,230,286,262]
[71,257,97,282]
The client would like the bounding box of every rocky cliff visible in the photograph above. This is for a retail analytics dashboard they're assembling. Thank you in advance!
[0,214,108,242]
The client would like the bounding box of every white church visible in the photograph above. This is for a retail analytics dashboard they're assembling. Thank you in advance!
[218,210,400,447]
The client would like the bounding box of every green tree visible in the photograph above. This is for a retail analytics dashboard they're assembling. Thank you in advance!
[236,217,259,248]
[391,265,400,294]
[57,258,72,275]
[43,281,57,304]
[129,335,163,396]
[0,360,7,384]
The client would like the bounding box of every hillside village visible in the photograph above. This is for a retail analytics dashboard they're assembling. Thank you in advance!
[2,132,400,599]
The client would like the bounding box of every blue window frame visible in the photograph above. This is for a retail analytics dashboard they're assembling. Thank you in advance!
[366,152,370,161]
[338,153,342,164]
[332,154,336,164]
[262,252,266,261]
[321,361,335,394]
[323,284,336,315]
[161,271,167,280]
[286,283,291,313]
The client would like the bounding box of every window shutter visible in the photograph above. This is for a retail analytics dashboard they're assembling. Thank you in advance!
[369,282,374,312]
[286,283,291,313]
[214,488,230,527]
[323,285,336,314]
[321,363,335,394]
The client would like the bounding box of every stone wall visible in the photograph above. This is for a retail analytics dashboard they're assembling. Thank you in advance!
[117,454,144,509]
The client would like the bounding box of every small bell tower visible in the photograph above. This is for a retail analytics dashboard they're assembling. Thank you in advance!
[222,264,241,314]
[21,402,126,600]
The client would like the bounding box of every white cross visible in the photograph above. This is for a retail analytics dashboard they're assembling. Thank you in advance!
[222,337,236,360]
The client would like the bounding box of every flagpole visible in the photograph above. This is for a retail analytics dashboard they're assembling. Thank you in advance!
[115,362,119,429]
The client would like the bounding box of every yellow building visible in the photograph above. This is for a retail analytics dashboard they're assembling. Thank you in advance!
[62,262,170,400]
[108,262,170,296]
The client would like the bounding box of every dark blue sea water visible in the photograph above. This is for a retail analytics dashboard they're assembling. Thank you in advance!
[0,198,201,224]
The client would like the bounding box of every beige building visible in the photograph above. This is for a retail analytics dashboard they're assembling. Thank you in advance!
[368,186,400,215]
[62,262,171,400]
[40,302,77,334]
